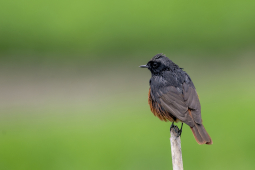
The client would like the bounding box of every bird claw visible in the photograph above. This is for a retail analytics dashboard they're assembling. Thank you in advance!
[178,123,183,137]
[178,129,182,137]
[170,122,183,137]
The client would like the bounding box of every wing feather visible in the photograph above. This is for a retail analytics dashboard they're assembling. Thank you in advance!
[157,83,202,126]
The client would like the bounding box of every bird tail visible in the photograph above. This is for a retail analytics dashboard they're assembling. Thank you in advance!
[190,123,213,145]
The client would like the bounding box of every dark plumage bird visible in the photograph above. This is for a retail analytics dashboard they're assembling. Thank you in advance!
[140,54,212,145]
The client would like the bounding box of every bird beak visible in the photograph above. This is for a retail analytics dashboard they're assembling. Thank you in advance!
[139,65,149,68]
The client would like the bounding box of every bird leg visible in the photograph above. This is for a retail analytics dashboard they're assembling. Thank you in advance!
[170,121,175,131]
[170,122,183,137]
[178,123,183,136]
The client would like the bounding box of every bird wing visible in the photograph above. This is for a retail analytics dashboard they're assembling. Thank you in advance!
[158,83,202,127]
[182,83,202,124]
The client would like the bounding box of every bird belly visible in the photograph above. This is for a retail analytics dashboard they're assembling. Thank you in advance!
[148,88,178,122]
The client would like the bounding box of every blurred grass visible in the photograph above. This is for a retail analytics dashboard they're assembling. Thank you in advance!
[1,0,255,169]
[0,56,255,170]
[1,0,255,60]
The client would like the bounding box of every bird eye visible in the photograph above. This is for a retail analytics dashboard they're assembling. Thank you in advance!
[152,63,158,68]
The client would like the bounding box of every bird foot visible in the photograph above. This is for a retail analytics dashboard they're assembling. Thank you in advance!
[170,122,175,131]
[178,128,182,137]
[178,123,183,137]
[170,122,183,137]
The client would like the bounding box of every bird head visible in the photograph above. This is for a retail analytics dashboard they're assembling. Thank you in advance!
[140,54,176,75]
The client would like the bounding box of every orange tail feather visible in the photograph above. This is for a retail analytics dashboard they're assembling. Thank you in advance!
[190,123,213,145]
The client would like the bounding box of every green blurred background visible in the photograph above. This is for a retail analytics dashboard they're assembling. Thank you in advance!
[0,0,255,169]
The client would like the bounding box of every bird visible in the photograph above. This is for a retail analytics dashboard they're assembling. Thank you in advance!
[140,53,212,145]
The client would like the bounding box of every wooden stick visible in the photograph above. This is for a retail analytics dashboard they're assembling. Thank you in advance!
[170,125,184,170]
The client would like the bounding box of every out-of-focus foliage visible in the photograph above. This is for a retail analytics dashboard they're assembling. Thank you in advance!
[1,57,255,170]
[0,1,255,170]
[1,0,255,61]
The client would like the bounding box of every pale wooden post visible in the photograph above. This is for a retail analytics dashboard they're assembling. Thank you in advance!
[170,125,184,170]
